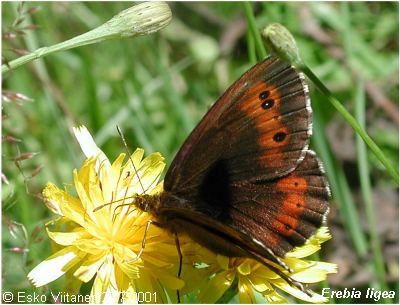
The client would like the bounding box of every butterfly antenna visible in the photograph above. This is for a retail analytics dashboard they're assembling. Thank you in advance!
[116,126,146,194]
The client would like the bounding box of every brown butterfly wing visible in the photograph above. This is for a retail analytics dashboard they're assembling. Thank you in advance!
[225,150,330,257]
[160,151,329,258]
[165,56,311,193]
[161,56,328,258]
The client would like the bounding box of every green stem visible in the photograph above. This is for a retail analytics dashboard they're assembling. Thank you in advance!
[2,24,113,74]
[301,65,399,184]
[355,81,391,301]
[2,2,172,74]
[242,2,267,60]
[312,105,368,258]
[246,30,257,64]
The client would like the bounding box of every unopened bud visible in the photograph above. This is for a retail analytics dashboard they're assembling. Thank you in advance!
[105,2,172,38]
[261,23,302,67]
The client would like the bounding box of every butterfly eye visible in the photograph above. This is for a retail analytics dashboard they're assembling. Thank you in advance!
[261,99,274,109]
[273,132,287,142]
[284,223,292,230]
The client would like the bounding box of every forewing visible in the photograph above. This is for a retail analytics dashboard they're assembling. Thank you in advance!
[165,56,311,193]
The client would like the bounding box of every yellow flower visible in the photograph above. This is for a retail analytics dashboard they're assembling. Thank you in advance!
[28,126,183,303]
[195,227,337,304]
[28,125,336,304]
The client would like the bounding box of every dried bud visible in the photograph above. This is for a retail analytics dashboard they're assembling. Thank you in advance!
[14,152,39,162]
[261,23,302,67]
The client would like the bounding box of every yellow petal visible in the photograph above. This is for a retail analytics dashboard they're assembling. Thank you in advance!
[314,227,332,242]
[284,257,314,270]
[113,243,143,280]
[42,183,65,215]
[44,178,88,228]
[287,227,332,258]
[46,227,90,246]
[105,153,126,200]
[149,267,185,290]
[198,270,233,303]
[89,254,119,304]
[114,263,130,292]
[291,262,338,283]
[121,284,138,304]
[43,183,85,221]
[273,279,328,303]
[28,246,85,287]
[237,260,252,275]
[149,181,164,195]
[74,252,107,283]
[285,243,321,258]
[238,276,257,303]
[263,290,288,303]
[131,152,165,194]
[73,238,110,255]
[247,274,270,292]
[132,271,168,304]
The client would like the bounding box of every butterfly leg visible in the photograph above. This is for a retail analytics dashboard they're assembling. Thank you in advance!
[124,219,159,263]
[174,233,183,303]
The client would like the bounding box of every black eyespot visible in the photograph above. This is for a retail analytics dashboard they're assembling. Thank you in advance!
[294,182,299,187]
[285,224,291,230]
[273,132,286,142]
[261,99,274,110]
[259,90,270,100]
[296,203,302,208]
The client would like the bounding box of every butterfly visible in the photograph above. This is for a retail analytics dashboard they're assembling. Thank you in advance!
[136,55,330,295]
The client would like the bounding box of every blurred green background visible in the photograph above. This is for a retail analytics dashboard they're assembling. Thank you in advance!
[2,2,398,303]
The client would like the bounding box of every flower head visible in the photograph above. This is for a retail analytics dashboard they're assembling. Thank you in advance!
[28,126,183,303]
[29,125,336,304]
[193,227,337,304]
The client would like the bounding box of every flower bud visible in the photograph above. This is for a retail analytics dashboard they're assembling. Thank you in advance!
[261,23,302,67]
[105,2,172,38]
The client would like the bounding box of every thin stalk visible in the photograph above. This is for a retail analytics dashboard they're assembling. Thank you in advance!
[355,81,391,301]
[312,105,368,258]
[2,2,172,74]
[242,2,267,60]
[246,30,257,64]
[302,65,398,183]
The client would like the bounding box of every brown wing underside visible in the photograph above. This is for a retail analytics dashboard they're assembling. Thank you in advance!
[160,151,330,258]
[165,56,311,194]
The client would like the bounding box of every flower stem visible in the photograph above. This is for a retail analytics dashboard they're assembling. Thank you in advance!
[2,2,172,74]
[301,65,399,183]
[242,2,267,59]
[355,81,391,301]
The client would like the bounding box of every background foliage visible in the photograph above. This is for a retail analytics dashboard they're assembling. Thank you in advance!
[2,2,398,303]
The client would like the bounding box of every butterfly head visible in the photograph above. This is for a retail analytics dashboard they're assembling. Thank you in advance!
[134,193,160,213]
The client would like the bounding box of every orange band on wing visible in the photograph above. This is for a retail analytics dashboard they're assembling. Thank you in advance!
[272,174,308,236]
